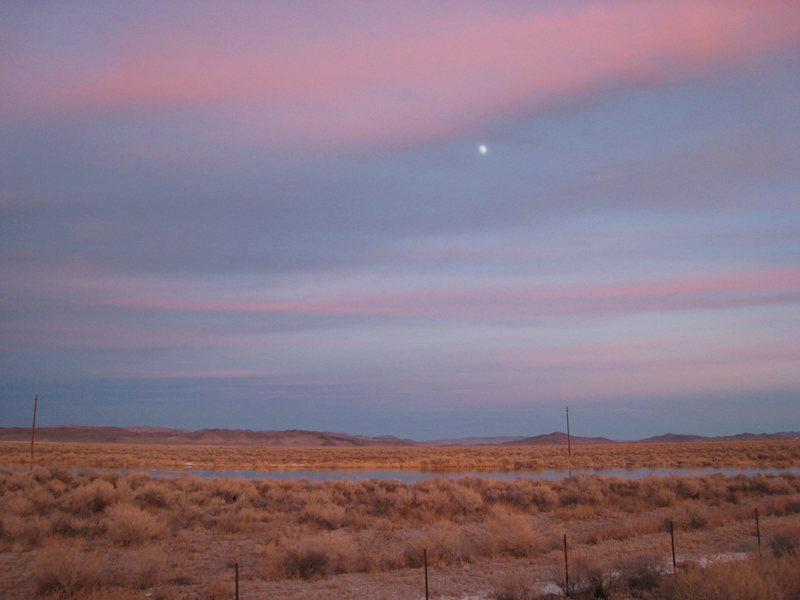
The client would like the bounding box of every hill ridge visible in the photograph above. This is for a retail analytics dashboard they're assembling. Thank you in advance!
[0,426,797,446]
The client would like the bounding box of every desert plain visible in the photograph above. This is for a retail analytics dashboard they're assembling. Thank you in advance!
[1,439,800,599]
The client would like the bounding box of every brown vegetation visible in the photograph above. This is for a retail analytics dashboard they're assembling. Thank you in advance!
[1,466,800,598]
[659,556,800,600]
[497,552,800,600]
[2,438,800,472]
[29,541,103,598]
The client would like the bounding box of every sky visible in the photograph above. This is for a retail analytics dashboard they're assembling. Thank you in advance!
[1,1,799,440]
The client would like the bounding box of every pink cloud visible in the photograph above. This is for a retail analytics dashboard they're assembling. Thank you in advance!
[496,340,800,373]
[10,263,799,320]
[482,338,800,403]
[533,360,798,404]
[0,317,222,352]
[132,369,280,379]
[4,1,800,147]
[202,265,796,319]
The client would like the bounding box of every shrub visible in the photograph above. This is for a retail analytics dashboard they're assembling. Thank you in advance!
[615,551,666,592]
[764,493,800,516]
[104,503,163,545]
[484,511,544,557]
[558,476,605,506]
[659,556,800,600]
[490,572,539,600]
[30,542,103,597]
[271,532,361,580]
[3,493,35,516]
[214,506,266,534]
[299,500,347,530]
[403,522,476,566]
[49,512,81,536]
[208,478,255,504]
[134,482,172,508]
[1,513,50,547]
[65,479,118,514]
[127,544,168,588]
[569,551,609,599]
[770,522,800,558]
[643,482,677,507]
[284,545,329,579]
[206,575,234,600]
[582,521,632,545]
[527,482,559,511]
[765,477,795,495]
[674,476,701,499]
[671,501,717,530]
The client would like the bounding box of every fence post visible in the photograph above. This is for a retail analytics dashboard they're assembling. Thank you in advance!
[424,548,429,600]
[563,533,570,597]
[30,393,38,471]
[754,508,762,557]
[235,562,239,600]
[669,521,677,573]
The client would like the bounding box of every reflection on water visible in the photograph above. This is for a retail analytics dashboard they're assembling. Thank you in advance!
[143,466,800,483]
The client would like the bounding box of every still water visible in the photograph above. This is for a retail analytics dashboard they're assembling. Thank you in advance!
[143,466,800,483]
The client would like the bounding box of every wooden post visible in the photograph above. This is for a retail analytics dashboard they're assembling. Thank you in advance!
[424,548,429,600]
[30,394,38,471]
[235,562,239,600]
[565,406,572,458]
[563,533,570,597]
[754,508,762,557]
[669,521,677,573]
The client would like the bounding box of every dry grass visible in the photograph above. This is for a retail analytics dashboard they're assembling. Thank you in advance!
[2,438,799,472]
[661,554,800,600]
[768,520,800,557]
[490,571,541,600]
[29,541,103,598]
[530,552,800,600]
[103,503,164,545]
[1,466,799,598]
[126,544,168,588]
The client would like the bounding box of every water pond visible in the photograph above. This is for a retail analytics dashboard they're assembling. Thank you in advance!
[143,465,800,483]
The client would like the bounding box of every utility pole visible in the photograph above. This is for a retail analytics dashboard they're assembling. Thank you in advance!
[30,393,38,471]
[565,406,572,458]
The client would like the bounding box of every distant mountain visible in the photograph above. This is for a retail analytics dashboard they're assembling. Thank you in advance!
[722,432,800,441]
[0,426,796,446]
[642,431,800,443]
[327,432,417,446]
[0,426,414,446]
[504,431,617,445]
[123,426,191,434]
[0,425,148,444]
[639,433,709,443]
[424,436,528,446]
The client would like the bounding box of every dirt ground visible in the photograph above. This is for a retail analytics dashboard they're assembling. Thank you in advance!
[2,501,792,600]
[160,515,775,600]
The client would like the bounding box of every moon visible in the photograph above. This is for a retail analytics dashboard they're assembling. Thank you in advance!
[478,144,488,155]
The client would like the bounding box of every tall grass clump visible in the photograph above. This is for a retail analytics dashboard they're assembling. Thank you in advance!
[65,479,119,514]
[262,532,361,580]
[769,521,800,557]
[660,555,800,600]
[30,542,103,598]
[103,503,164,545]
[125,544,168,589]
